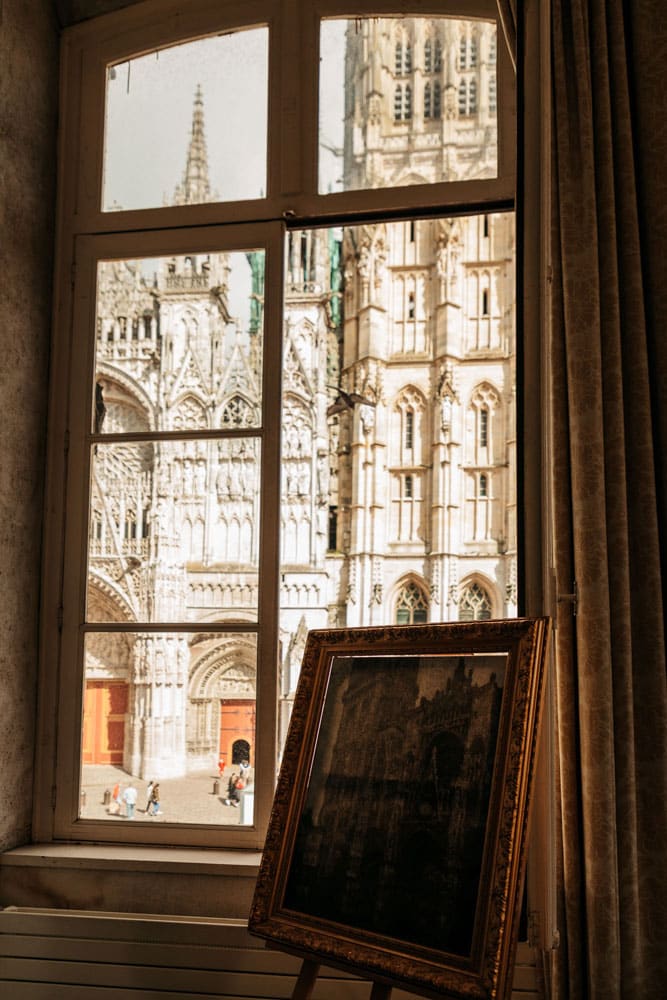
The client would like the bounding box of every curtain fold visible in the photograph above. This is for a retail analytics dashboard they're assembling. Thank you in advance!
[496,0,517,70]
[549,0,667,996]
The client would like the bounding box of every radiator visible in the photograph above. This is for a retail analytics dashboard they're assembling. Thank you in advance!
[0,907,539,999]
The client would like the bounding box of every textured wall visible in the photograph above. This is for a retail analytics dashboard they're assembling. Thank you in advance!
[0,0,59,850]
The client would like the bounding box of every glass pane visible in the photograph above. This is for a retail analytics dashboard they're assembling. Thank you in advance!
[279,214,515,745]
[87,439,261,622]
[319,17,498,195]
[80,631,256,826]
[93,251,264,433]
[103,27,268,211]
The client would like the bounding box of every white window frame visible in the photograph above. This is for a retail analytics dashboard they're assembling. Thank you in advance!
[34,0,555,932]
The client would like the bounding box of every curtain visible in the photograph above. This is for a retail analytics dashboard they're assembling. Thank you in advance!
[549,0,667,997]
[496,0,517,70]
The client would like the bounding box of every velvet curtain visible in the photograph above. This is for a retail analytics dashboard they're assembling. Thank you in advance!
[548,0,667,997]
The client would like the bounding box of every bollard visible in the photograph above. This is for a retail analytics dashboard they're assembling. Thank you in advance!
[80,790,87,808]
[103,788,111,805]
[213,779,220,796]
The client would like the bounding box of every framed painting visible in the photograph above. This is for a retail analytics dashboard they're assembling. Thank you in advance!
[249,618,550,1000]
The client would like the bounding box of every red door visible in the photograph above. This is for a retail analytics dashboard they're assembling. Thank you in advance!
[219,699,255,765]
[82,681,128,764]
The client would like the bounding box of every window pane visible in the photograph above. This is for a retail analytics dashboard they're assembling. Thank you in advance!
[103,28,268,211]
[278,214,515,742]
[93,251,264,434]
[319,17,498,195]
[87,440,261,622]
[80,631,256,826]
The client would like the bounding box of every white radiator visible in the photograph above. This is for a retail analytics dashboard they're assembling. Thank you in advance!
[0,907,539,999]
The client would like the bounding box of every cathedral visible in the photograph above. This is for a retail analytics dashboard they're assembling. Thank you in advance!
[84,16,516,780]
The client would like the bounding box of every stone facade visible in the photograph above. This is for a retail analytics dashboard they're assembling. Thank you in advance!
[84,16,515,779]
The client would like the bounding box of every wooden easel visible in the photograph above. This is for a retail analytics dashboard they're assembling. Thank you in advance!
[291,958,392,999]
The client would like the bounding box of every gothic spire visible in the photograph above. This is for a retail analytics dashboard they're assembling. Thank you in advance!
[174,85,211,205]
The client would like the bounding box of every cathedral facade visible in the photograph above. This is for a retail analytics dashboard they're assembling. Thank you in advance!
[84,17,516,780]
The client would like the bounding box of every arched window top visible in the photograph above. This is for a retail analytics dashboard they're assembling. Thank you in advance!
[470,382,500,410]
[396,580,428,624]
[221,394,258,428]
[396,384,427,414]
[459,581,493,621]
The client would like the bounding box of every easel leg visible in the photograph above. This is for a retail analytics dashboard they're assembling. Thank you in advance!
[369,984,392,1000]
[291,959,321,1000]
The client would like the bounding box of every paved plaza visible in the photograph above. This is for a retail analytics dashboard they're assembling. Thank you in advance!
[80,764,253,826]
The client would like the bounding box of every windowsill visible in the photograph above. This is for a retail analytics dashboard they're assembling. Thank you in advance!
[0,844,262,919]
[1,842,262,874]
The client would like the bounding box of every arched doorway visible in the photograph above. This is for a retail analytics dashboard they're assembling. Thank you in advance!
[219,699,255,766]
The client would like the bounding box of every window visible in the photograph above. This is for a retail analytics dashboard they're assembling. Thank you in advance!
[433,80,442,119]
[395,41,403,75]
[394,84,403,121]
[480,407,489,447]
[405,411,414,450]
[395,580,428,624]
[42,0,517,856]
[424,38,432,73]
[459,581,493,620]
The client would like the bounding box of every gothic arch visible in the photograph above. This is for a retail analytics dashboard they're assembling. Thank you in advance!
[87,576,137,624]
[466,381,501,463]
[96,366,155,432]
[458,575,497,621]
[218,393,259,429]
[172,392,208,430]
[188,634,257,701]
[392,574,429,625]
[392,385,427,465]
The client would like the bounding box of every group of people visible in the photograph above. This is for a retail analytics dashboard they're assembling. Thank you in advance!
[108,779,161,819]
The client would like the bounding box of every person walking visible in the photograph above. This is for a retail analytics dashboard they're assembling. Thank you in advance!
[144,780,154,814]
[122,781,138,819]
[225,773,240,807]
[149,782,161,816]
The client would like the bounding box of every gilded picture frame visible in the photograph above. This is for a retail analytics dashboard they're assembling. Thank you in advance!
[249,618,550,1000]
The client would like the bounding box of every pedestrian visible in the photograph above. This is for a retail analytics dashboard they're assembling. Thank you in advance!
[122,781,138,819]
[225,773,240,807]
[149,782,161,816]
[145,780,154,814]
[108,781,121,815]
[239,758,251,784]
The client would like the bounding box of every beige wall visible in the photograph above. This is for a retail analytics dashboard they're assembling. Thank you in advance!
[0,0,58,851]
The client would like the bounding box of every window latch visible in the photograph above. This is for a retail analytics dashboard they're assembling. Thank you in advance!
[557,580,578,616]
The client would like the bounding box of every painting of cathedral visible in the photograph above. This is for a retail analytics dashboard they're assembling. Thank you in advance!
[83,17,516,783]
[282,653,505,956]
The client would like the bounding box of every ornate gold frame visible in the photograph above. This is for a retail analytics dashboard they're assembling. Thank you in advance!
[249,618,550,1000]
